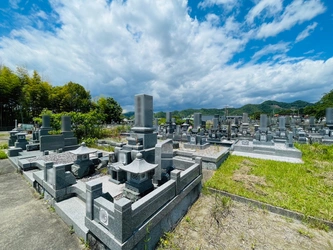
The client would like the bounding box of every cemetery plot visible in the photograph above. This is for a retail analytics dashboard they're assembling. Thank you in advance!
[205,143,333,222]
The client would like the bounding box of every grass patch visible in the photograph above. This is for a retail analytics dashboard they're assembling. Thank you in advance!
[205,143,333,223]
[48,205,56,213]
[0,150,8,159]
[0,143,8,149]
[298,228,314,239]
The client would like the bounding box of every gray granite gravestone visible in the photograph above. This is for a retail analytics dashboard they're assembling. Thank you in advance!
[326,108,333,127]
[131,94,157,149]
[39,115,52,136]
[193,113,202,132]
[259,114,268,133]
[154,139,174,184]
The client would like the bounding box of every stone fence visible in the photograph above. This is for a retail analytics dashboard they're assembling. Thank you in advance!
[85,157,202,250]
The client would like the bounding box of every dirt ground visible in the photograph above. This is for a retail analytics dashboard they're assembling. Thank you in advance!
[157,170,333,250]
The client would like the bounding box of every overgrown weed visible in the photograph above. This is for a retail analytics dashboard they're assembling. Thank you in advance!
[205,143,333,223]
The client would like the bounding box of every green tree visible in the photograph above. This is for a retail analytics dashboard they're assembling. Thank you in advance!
[304,89,333,120]
[0,66,23,126]
[22,70,52,119]
[52,82,92,113]
[96,96,123,123]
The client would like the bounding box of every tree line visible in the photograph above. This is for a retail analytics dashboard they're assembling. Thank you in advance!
[0,65,123,129]
[303,89,333,120]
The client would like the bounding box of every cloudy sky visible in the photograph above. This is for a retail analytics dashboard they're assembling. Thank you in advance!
[0,0,332,112]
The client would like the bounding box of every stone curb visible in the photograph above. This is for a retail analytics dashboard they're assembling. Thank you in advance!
[208,188,333,230]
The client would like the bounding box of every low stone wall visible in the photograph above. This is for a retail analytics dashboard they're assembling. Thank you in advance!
[85,158,202,250]
[174,148,230,170]
[32,161,77,202]
[233,140,302,159]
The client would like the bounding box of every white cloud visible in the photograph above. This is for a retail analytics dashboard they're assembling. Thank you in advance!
[0,0,331,111]
[304,49,315,55]
[251,42,290,62]
[246,0,283,24]
[295,22,318,43]
[9,0,21,9]
[198,0,237,9]
[257,0,325,38]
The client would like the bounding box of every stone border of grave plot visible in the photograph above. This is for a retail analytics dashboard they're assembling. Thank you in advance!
[208,188,333,230]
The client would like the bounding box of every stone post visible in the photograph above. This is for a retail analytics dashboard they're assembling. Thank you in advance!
[53,165,66,190]
[171,170,181,195]
[86,181,103,220]
[195,157,202,175]
[44,161,53,183]
[154,143,162,183]
[114,198,132,243]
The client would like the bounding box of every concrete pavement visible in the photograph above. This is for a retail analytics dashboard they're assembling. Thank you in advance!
[0,159,84,250]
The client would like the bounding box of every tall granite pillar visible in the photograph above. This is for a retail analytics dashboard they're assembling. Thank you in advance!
[131,94,157,150]
[259,114,267,132]
[193,113,202,131]
[279,116,286,131]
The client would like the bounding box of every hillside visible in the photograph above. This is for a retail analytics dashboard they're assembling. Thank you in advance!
[170,100,313,118]
[123,100,314,119]
[231,100,312,116]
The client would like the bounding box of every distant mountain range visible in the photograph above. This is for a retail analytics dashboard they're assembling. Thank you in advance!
[123,100,314,118]
[227,100,313,116]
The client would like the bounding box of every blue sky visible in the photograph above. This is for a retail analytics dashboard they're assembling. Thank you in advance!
[0,0,332,112]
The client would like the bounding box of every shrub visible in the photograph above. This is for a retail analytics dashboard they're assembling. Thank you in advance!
[0,150,8,159]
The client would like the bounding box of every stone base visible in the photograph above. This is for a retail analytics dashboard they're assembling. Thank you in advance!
[183,143,210,150]
[233,140,302,159]
[253,139,274,146]
[322,138,333,145]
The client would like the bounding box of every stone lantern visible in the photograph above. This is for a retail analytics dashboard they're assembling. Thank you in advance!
[15,132,29,150]
[120,153,157,201]
[70,142,97,178]
[8,130,18,146]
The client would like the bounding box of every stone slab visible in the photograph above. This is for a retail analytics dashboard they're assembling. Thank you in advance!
[55,197,89,240]
[231,151,303,163]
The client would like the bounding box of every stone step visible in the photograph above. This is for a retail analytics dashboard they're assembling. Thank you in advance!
[55,197,89,241]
